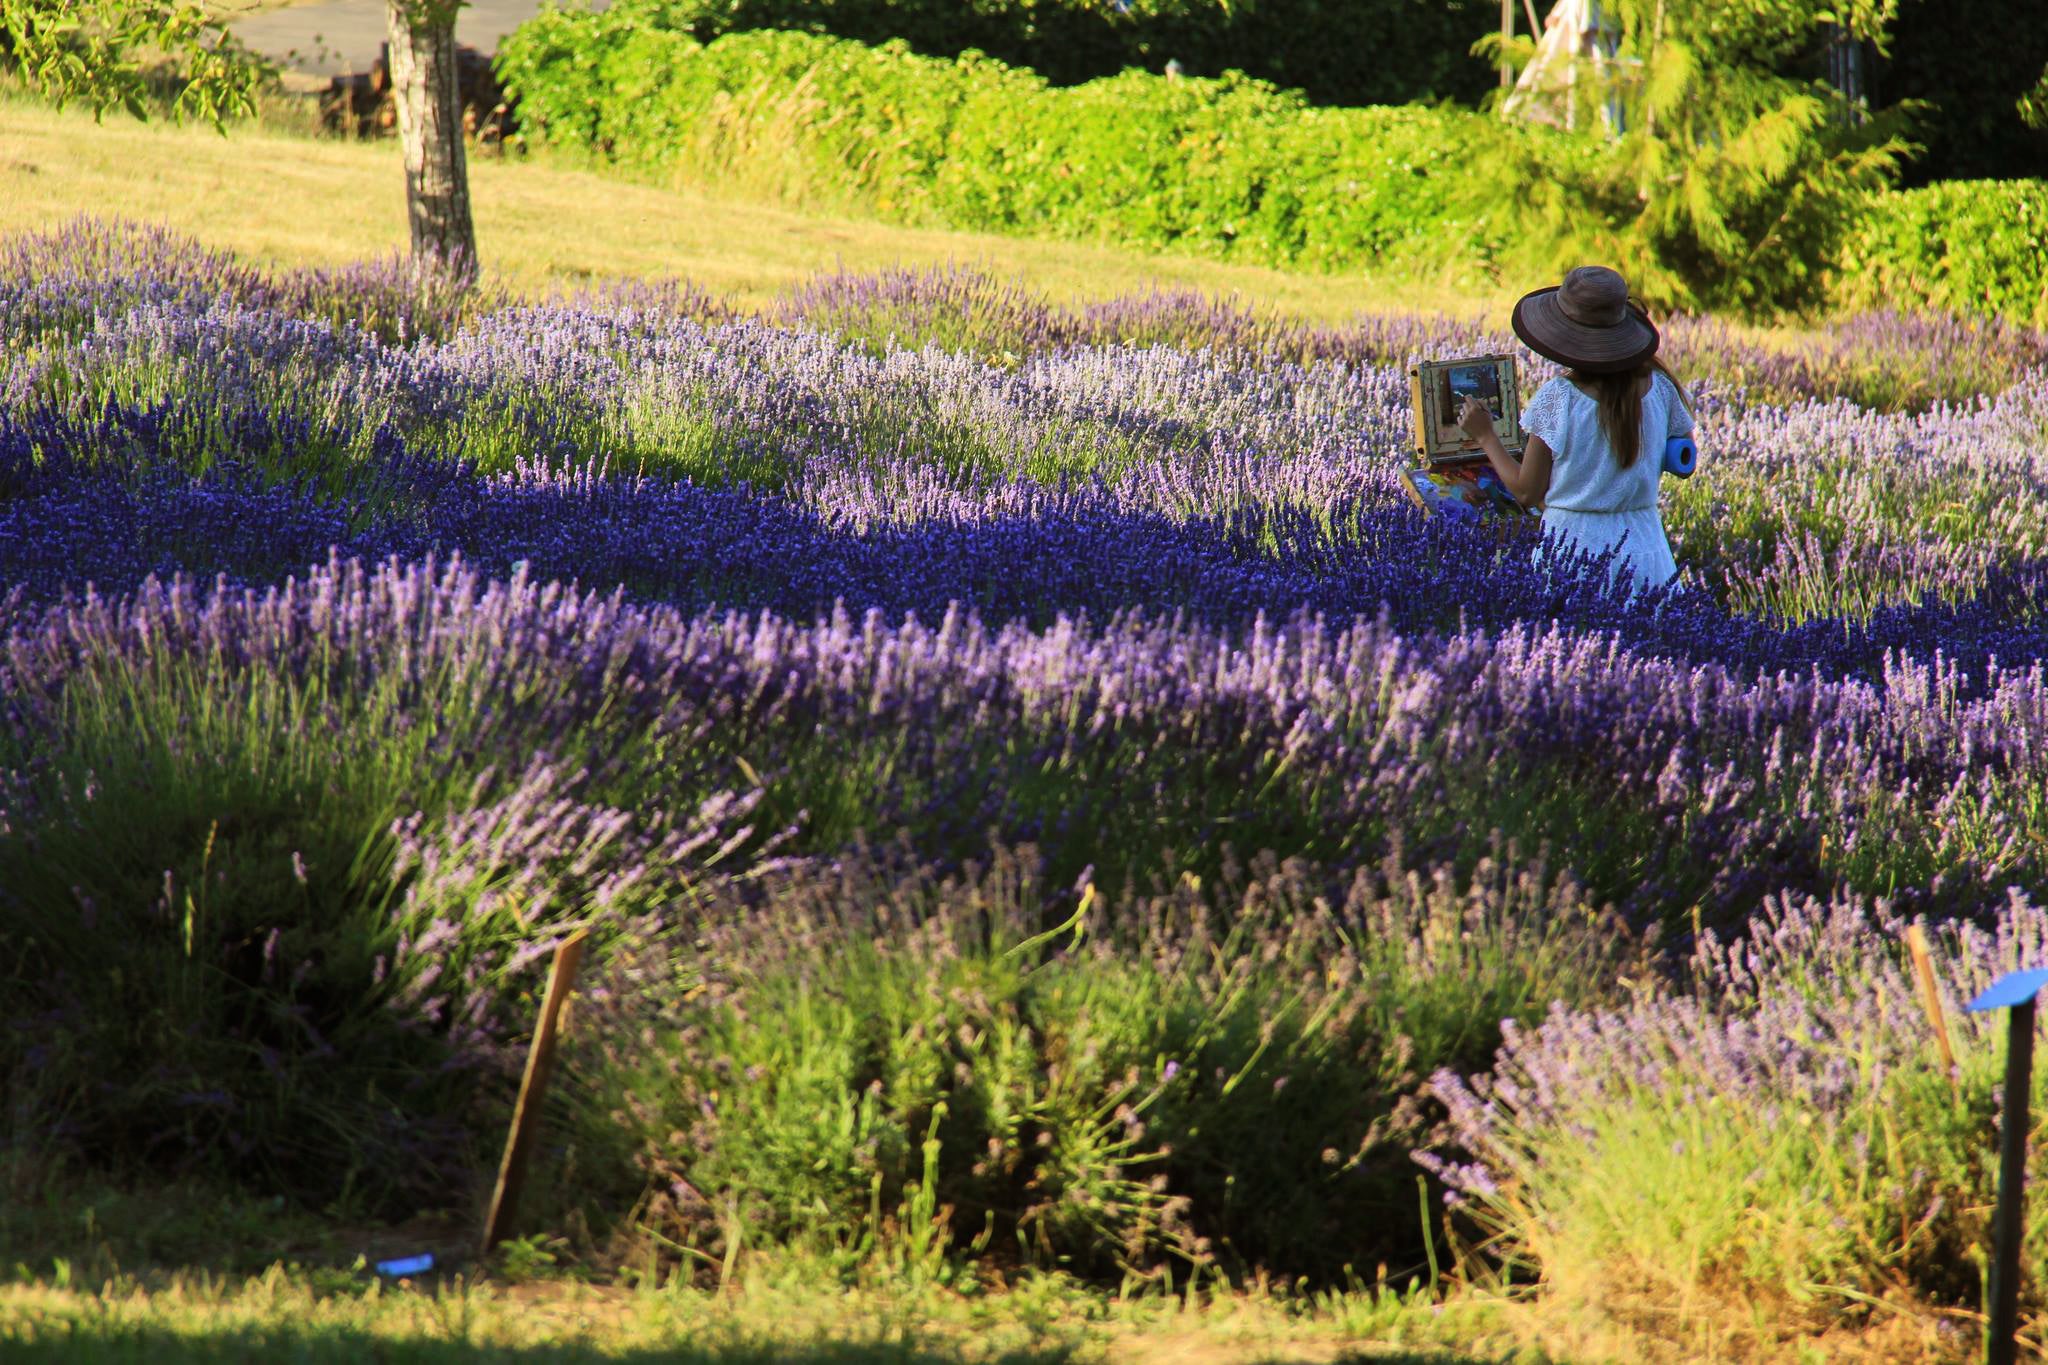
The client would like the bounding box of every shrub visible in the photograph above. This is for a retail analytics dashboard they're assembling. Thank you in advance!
[1424,889,2048,1341]
[600,0,1503,111]
[495,23,1569,287]
[1837,181,2048,328]
[502,18,2015,322]
[573,844,1641,1285]
[0,563,769,1208]
[1496,0,1914,317]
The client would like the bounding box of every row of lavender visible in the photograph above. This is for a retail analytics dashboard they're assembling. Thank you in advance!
[21,220,2045,411]
[7,220,2048,1319]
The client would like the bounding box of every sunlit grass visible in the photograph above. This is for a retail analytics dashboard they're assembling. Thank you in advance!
[0,1171,1540,1362]
[0,95,1504,323]
[0,1234,1547,1365]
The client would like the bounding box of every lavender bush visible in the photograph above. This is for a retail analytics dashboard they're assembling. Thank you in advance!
[572,841,1642,1284]
[1422,891,2048,1337]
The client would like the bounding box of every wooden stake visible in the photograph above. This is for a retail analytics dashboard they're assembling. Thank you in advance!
[480,929,588,1257]
[1905,923,1959,1095]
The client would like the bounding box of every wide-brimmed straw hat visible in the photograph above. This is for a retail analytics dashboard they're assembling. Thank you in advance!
[1511,265,1659,374]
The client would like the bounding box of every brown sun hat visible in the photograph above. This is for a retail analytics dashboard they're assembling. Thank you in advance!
[1511,265,1660,374]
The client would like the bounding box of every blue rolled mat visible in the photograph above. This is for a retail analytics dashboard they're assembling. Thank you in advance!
[1663,434,1698,478]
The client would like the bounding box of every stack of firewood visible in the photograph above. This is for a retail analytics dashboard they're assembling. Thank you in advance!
[319,43,512,147]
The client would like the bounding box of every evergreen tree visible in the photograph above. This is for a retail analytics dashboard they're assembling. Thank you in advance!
[1518,0,1916,315]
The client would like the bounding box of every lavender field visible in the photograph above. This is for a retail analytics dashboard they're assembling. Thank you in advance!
[6,218,2048,1350]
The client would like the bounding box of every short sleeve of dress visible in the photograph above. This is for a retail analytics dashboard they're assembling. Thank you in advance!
[1659,371,1696,438]
[1521,376,1568,450]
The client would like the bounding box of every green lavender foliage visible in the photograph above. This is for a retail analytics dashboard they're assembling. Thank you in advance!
[1422,893,2048,1328]
[572,846,1639,1285]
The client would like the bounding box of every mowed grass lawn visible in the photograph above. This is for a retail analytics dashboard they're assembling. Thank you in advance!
[0,1275,1549,1365]
[0,1179,1544,1365]
[0,96,1508,319]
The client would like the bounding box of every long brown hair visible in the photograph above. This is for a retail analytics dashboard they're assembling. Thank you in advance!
[1569,357,1693,469]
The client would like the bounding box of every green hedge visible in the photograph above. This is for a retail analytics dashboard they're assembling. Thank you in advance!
[1839,181,2048,327]
[498,18,1583,284]
[603,0,1503,111]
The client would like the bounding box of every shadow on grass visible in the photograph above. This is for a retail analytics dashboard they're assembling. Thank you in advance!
[0,1177,1544,1365]
[0,1335,1044,1365]
[0,1329,1528,1365]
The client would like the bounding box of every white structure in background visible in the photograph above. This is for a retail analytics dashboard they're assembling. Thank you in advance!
[1504,2,1871,133]
[1501,0,1631,135]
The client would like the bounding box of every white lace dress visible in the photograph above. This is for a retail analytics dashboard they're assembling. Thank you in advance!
[1520,371,1692,593]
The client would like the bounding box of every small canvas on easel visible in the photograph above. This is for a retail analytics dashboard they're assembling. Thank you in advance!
[1402,354,1537,521]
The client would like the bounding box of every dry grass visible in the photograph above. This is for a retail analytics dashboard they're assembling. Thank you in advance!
[0,1269,1972,1364]
[1502,1290,1971,1365]
[0,96,1513,321]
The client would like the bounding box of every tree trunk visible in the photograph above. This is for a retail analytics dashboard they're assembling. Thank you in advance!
[386,0,476,274]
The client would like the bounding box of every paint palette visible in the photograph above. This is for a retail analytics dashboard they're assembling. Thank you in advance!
[1398,463,1529,523]
[1403,354,1538,522]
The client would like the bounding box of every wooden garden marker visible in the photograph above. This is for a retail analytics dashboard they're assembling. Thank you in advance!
[1965,966,2048,1365]
[1906,923,1959,1098]
[480,929,588,1257]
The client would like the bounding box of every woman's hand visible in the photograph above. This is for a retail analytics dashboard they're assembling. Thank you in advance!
[1457,396,1498,441]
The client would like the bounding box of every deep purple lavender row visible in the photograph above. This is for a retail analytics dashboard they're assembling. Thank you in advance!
[9,414,2048,688]
[7,216,2045,914]
[6,556,2045,926]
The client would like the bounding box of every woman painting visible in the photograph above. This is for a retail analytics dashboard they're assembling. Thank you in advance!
[1456,265,1695,594]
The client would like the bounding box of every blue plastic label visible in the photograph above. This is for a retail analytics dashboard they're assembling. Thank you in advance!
[1968,968,2048,1013]
[374,1253,435,1277]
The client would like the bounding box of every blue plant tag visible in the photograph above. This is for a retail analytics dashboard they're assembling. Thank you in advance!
[374,1253,435,1277]
[1967,968,2048,1013]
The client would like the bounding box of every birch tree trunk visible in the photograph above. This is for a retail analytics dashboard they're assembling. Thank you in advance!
[385,0,476,274]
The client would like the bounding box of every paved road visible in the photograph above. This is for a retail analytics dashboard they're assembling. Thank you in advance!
[231,0,608,77]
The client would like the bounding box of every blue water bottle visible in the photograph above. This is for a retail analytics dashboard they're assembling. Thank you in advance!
[1662,434,1698,479]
